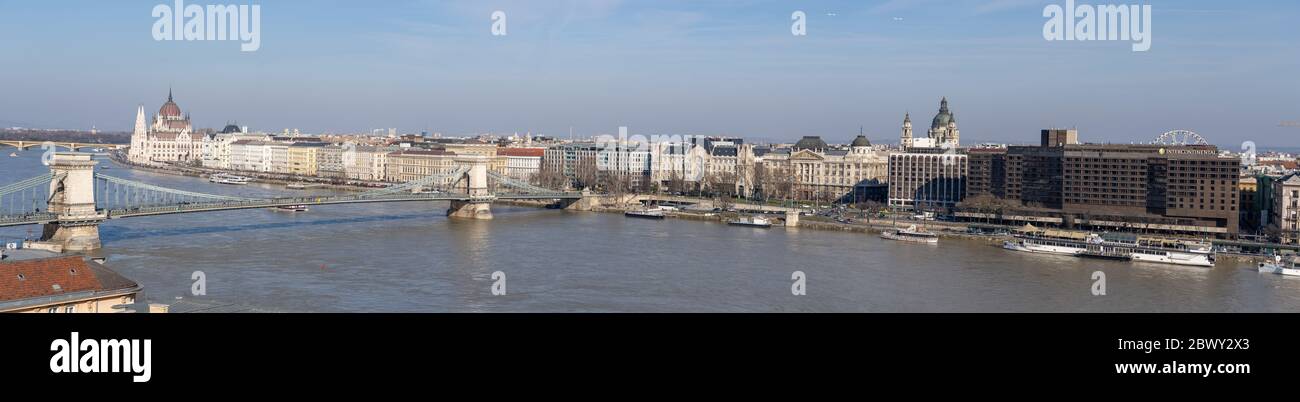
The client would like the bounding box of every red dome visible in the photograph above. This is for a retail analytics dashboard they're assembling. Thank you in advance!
[158,89,182,117]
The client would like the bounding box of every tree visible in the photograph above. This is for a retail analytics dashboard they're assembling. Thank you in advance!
[751,164,769,202]
[575,158,600,191]
[536,165,569,190]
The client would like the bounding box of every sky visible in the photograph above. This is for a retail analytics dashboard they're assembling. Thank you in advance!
[0,0,1297,147]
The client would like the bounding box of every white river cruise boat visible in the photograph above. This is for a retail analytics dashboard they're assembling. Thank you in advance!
[209,173,251,185]
[1002,228,1214,267]
[1259,256,1300,276]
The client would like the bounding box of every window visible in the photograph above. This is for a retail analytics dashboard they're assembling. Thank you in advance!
[65,306,75,313]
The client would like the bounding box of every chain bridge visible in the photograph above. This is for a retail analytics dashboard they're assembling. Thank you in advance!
[0,153,593,251]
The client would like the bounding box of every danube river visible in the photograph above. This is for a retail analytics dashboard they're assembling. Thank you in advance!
[3,151,1299,312]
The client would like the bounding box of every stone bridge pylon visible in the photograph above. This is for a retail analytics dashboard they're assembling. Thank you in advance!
[39,153,106,252]
[446,155,495,220]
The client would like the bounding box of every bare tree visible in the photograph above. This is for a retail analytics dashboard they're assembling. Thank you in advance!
[751,164,769,202]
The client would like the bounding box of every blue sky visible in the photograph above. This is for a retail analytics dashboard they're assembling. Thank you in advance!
[1,0,1297,147]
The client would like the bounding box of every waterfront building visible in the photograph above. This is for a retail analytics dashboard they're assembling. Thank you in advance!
[384,148,510,184]
[384,149,458,184]
[699,137,753,196]
[316,146,347,179]
[1272,174,1300,244]
[965,146,1007,199]
[287,143,326,176]
[649,140,708,192]
[1064,144,1239,235]
[750,136,888,203]
[267,142,291,174]
[128,90,203,165]
[543,143,602,188]
[229,140,275,172]
[200,124,266,169]
[955,130,1243,237]
[595,142,653,190]
[1006,145,1065,209]
[0,251,140,313]
[497,147,544,180]
[345,146,396,182]
[887,149,968,210]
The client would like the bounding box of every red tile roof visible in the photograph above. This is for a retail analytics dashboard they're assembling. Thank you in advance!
[0,256,139,303]
[1262,160,1299,170]
[497,147,544,157]
[388,149,450,157]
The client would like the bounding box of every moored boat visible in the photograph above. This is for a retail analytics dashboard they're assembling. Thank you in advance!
[728,216,772,228]
[624,209,665,219]
[273,205,309,212]
[1002,229,1214,267]
[1259,256,1300,276]
[881,225,938,244]
[209,173,251,185]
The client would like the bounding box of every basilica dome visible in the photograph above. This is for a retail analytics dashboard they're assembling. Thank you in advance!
[931,97,955,129]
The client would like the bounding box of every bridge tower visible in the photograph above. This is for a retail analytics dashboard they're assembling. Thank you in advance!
[446,155,495,220]
[39,153,105,252]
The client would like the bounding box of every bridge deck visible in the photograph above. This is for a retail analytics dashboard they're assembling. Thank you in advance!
[0,192,581,227]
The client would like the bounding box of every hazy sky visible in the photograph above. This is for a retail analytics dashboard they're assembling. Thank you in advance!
[1,0,1297,147]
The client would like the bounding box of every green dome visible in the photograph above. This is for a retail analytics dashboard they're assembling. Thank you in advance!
[793,136,828,151]
[931,97,955,129]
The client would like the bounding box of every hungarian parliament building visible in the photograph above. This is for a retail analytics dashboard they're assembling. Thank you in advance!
[127,90,206,165]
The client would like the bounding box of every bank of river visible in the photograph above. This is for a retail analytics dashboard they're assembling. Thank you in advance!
[6,151,1292,312]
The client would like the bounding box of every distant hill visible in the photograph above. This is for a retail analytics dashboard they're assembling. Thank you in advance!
[0,119,35,128]
[0,128,130,144]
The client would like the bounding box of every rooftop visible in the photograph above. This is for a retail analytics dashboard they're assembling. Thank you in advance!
[0,255,141,311]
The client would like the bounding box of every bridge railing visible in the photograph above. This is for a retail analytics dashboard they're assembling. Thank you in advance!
[101,191,474,217]
[0,212,57,226]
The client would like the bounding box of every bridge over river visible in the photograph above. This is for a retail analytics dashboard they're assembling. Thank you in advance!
[0,153,594,251]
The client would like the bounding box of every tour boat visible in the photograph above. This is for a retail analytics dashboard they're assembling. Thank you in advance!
[1003,232,1214,267]
[286,183,308,190]
[8,152,16,158]
[1002,235,1088,256]
[624,209,666,220]
[209,173,251,185]
[273,205,310,212]
[1258,256,1300,276]
[728,216,772,228]
[881,225,939,244]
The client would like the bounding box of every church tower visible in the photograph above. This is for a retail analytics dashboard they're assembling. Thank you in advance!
[129,105,148,163]
[900,113,913,148]
[928,97,960,147]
